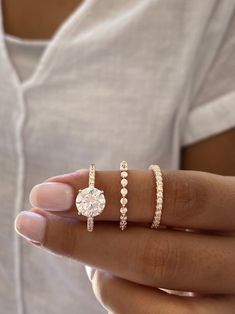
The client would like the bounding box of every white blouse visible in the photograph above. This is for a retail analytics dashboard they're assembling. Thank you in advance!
[4,34,47,82]
[0,0,235,313]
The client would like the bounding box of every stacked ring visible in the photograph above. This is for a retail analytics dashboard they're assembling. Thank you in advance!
[75,164,106,232]
[120,161,128,230]
[148,164,164,229]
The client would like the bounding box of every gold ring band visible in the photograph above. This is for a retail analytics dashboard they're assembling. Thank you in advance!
[149,164,163,229]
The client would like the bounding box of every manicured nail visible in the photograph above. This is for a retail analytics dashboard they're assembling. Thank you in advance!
[14,211,46,243]
[29,182,74,211]
[85,266,96,281]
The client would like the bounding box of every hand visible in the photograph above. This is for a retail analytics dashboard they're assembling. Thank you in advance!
[15,169,235,313]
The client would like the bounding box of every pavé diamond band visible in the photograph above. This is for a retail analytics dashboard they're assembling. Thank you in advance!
[75,164,106,232]
[149,164,163,229]
[120,161,128,230]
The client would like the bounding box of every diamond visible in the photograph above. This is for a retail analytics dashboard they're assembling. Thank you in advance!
[121,178,128,187]
[87,217,94,232]
[121,171,128,178]
[121,188,128,196]
[120,161,128,171]
[76,187,106,217]
[157,197,163,204]
[120,207,127,214]
[120,197,128,206]
[120,221,127,229]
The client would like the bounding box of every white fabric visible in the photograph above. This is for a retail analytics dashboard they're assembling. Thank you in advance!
[0,0,235,313]
[4,34,47,82]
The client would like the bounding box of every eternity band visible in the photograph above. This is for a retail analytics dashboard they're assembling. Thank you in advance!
[148,164,163,229]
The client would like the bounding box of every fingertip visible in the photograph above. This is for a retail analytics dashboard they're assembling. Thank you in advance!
[14,211,47,244]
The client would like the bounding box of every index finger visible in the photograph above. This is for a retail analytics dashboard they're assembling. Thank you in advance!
[29,169,235,231]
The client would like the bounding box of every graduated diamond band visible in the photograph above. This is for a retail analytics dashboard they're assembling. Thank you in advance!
[120,161,128,230]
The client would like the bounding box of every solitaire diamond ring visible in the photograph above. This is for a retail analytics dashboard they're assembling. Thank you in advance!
[75,164,106,232]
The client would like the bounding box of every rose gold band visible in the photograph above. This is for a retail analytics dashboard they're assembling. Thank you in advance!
[149,164,163,229]
[88,164,95,188]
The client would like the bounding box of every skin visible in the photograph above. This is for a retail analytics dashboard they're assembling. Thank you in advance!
[2,0,85,39]
[181,128,235,175]
[29,158,235,314]
[4,1,235,312]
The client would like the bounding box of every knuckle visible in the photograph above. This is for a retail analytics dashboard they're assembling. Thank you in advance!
[169,171,208,222]
[139,232,181,285]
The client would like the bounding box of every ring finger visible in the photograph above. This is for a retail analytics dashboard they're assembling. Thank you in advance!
[29,169,235,231]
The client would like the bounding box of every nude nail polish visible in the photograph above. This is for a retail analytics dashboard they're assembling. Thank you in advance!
[29,182,74,211]
[14,211,46,243]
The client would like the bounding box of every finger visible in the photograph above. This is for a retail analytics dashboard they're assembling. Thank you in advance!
[15,210,235,294]
[30,169,235,231]
[92,271,235,314]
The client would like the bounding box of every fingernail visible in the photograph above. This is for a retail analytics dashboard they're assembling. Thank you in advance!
[29,182,74,211]
[85,265,96,281]
[74,168,88,172]
[14,211,46,243]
